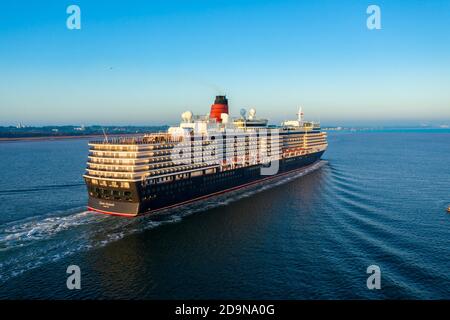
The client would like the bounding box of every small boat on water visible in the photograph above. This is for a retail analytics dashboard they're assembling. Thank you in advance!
[447,206,450,213]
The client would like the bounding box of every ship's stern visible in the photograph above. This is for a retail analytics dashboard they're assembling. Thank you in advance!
[83,139,152,217]
[87,196,140,217]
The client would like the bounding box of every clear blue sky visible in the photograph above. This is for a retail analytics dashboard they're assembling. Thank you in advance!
[0,0,449,126]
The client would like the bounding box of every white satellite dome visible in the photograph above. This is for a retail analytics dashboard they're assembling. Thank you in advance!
[181,111,193,122]
[248,108,256,119]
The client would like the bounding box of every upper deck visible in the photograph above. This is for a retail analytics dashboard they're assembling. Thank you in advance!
[84,99,327,182]
[89,133,182,147]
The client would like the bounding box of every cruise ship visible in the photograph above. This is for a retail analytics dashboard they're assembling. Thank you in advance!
[84,96,328,217]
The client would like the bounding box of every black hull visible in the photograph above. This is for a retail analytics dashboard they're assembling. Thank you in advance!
[87,151,325,217]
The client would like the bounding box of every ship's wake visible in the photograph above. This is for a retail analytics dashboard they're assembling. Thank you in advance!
[0,183,85,195]
[0,161,326,284]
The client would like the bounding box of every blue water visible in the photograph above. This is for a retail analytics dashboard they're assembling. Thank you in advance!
[0,131,449,299]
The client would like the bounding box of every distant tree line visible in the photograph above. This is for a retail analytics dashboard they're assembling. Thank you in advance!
[0,125,168,138]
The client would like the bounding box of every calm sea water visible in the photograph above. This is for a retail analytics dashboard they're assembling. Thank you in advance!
[0,131,449,299]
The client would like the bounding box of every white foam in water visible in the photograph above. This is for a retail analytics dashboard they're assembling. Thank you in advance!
[0,210,105,247]
[0,161,326,283]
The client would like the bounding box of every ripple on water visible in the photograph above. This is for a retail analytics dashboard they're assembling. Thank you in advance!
[0,161,327,284]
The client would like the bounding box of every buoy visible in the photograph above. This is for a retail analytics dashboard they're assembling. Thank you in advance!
[447,206,450,213]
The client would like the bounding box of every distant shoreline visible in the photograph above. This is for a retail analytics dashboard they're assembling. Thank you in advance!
[0,133,142,143]
[1,127,449,143]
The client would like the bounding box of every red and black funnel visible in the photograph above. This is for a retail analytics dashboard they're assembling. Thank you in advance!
[210,95,229,122]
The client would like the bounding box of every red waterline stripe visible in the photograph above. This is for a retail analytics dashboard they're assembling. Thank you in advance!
[87,207,137,217]
[88,160,322,218]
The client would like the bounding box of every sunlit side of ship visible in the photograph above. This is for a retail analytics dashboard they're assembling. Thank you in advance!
[83,96,328,217]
